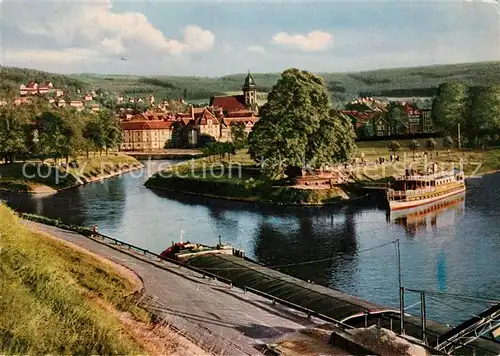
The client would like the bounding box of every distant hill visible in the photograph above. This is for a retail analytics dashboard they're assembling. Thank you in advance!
[3,61,500,103]
[0,66,87,96]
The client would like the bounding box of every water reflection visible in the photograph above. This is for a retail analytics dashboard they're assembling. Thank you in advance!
[387,193,465,237]
[253,209,359,287]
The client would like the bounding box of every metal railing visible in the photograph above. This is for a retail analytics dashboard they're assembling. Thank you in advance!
[23,213,382,331]
[90,231,233,285]
[242,286,355,330]
[91,232,371,329]
[388,187,436,197]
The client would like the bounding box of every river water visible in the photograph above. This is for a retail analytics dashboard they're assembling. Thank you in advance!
[1,160,499,326]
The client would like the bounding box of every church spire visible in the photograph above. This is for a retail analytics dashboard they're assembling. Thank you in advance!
[243,71,257,108]
[243,71,256,90]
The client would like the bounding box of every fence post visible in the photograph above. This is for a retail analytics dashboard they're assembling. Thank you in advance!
[421,291,427,344]
[400,287,405,335]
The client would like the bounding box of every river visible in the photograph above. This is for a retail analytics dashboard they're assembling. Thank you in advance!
[1,159,499,327]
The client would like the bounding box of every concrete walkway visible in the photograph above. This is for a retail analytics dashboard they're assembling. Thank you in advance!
[26,221,328,356]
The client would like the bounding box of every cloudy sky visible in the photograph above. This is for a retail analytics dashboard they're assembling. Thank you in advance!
[1,0,499,76]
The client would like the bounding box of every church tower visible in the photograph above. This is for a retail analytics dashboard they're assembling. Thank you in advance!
[242,71,257,108]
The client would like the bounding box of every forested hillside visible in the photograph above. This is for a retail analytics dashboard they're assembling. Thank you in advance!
[0,67,87,96]
[2,61,500,103]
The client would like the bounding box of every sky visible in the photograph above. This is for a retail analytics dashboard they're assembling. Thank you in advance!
[1,0,499,76]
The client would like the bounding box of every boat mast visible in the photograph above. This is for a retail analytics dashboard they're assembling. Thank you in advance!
[457,122,461,150]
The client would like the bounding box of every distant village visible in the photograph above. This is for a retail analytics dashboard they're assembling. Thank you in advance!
[3,73,435,152]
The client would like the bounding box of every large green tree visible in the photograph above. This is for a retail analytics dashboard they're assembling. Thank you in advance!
[35,109,66,162]
[248,68,356,178]
[386,102,406,135]
[464,85,500,147]
[99,110,123,155]
[230,123,248,149]
[432,82,467,135]
[83,116,105,157]
[0,103,31,163]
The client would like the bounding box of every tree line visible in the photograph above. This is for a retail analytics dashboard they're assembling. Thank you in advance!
[432,82,500,148]
[0,98,122,164]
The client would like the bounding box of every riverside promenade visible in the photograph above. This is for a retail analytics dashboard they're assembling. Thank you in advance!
[25,221,346,356]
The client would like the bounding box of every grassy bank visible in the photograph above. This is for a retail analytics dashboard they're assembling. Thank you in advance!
[146,174,356,205]
[146,145,500,205]
[0,154,142,193]
[145,151,363,205]
[353,143,500,178]
[0,204,148,354]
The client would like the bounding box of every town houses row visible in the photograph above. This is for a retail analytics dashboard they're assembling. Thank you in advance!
[5,81,102,112]
[3,76,436,151]
[120,73,260,150]
[342,97,433,137]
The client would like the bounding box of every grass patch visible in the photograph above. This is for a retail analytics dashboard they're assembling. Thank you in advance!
[0,154,142,193]
[0,204,148,354]
[68,154,141,178]
[148,145,500,204]
[355,144,500,178]
[0,163,77,191]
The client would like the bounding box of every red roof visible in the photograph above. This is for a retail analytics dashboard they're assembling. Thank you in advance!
[210,95,247,113]
[194,108,220,126]
[222,116,259,127]
[121,120,174,130]
[403,103,421,116]
[131,111,174,121]
[225,111,256,118]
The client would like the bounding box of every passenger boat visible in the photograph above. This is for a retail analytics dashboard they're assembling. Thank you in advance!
[387,165,465,210]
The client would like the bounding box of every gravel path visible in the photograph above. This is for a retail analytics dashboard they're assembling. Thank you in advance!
[26,221,324,356]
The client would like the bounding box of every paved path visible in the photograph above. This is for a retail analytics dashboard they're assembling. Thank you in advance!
[27,222,327,356]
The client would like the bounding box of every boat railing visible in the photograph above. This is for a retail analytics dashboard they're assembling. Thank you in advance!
[388,187,436,197]
[401,171,456,181]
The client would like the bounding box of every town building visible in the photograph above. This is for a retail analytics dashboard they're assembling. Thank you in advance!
[210,72,259,116]
[19,81,63,97]
[69,100,84,111]
[120,111,175,151]
[342,102,433,138]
